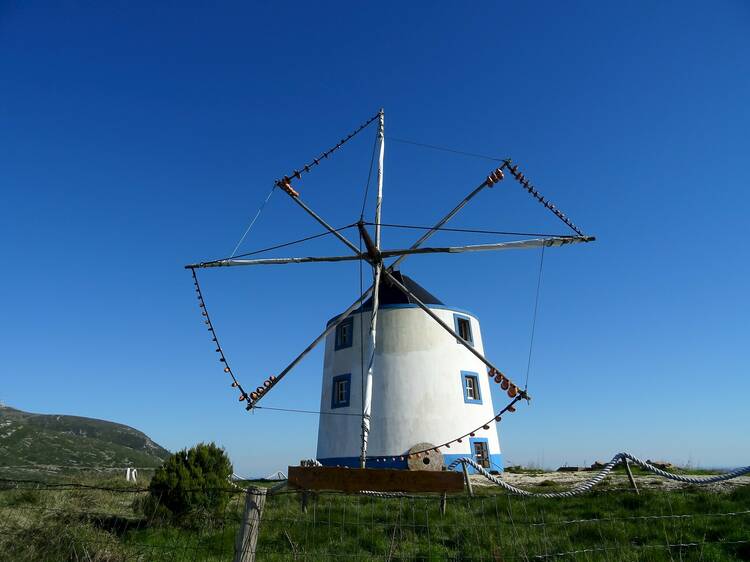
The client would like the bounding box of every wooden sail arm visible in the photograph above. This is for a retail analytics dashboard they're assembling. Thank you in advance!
[186,254,365,268]
[360,110,385,468]
[185,235,593,269]
[244,285,375,410]
[379,235,594,258]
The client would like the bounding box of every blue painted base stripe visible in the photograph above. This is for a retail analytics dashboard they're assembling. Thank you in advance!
[317,454,503,473]
[318,456,407,469]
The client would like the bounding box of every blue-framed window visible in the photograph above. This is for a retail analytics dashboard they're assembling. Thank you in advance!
[469,437,491,468]
[453,313,474,346]
[331,374,351,409]
[461,371,482,404]
[335,317,354,350]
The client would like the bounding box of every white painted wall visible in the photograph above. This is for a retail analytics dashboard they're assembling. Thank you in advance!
[316,305,501,460]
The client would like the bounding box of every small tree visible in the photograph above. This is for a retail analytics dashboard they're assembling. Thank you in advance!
[146,442,233,525]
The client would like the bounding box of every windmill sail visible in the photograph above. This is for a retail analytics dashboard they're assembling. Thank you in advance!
[360,110,385,467]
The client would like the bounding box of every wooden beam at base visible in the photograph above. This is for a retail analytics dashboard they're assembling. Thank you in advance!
[288,466,464,494]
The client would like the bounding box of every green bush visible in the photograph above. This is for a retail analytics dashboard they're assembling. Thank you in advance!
[145,442,233,526]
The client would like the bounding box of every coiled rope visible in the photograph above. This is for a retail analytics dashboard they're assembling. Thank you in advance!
[447,453,750,498]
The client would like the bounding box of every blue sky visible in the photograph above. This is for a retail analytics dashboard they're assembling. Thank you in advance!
[2,2,748,476]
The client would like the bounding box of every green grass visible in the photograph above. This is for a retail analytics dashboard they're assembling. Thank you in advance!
[1,474,748,561]
[253,486,750,561]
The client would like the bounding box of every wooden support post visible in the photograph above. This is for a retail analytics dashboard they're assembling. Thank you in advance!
[461,462,474,498]
[440,492,447,515]
[623,458,639,495]
[300,491,309,513]
[234,488,266,562]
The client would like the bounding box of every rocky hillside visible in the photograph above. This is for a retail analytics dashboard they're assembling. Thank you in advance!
[0,405,170,473]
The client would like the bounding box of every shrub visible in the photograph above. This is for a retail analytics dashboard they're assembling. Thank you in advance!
[145,442,233,526]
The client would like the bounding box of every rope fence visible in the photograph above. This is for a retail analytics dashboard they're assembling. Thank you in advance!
[448,452,750,498]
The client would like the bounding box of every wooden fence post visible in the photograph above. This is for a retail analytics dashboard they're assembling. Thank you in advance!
[623,458,639,495]
[234,488,267,562]
[461,462,474,498]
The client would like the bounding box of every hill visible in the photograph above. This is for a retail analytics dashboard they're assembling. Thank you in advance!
[0,404,169,474]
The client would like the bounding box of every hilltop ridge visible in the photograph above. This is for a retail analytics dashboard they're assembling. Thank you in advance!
[0,404,170,474]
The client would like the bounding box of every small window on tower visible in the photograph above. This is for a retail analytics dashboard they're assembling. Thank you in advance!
[335,317,354,350]
[461,371,482,404]
[331,374,351,409]
[454,314,473,346]
[472,439,490,468]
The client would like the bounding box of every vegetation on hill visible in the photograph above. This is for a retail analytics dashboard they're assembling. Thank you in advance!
[0,404,169,476]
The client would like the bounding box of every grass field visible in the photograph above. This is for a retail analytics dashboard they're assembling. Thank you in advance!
[0,472,748,561]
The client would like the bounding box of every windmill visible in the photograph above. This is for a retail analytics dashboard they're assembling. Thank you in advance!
[186,109,594,472]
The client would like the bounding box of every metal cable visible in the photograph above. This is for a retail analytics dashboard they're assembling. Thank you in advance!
[229,184,276,257]
[388,136,507,162]
[367,222,574,239]
[359,134,378,219]
[197,223,358,265]
[253,405,362,417]
[524,244,545,391]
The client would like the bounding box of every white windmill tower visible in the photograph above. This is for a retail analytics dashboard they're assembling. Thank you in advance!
[317,270,503,471]
[187,109,593,473]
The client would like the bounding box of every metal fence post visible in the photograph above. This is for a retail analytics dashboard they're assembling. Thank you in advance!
[234,487,266,562]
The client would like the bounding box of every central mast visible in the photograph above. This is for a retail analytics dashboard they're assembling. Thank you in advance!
[360,108,385,468]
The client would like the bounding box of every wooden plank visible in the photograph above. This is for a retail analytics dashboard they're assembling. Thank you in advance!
[288,466,464,493]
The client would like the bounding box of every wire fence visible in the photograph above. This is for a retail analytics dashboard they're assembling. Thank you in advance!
[0,476,748,561]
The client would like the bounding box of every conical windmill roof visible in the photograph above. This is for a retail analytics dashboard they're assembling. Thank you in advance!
[358,270,444,311]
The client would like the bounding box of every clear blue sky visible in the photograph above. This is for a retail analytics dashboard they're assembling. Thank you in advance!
[2,2,748,476]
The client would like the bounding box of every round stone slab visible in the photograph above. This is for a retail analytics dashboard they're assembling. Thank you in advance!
[407,443,444,472]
